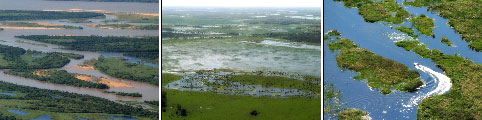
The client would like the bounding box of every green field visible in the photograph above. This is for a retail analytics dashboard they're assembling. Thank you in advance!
[95,56,158,85]
[161,73,320,120]
[227,75,320,95]
[410,15,435,36]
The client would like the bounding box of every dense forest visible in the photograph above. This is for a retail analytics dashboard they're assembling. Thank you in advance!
[0,81,157,119]
[95,56,158,85]
[4,69,109,89]
[49,0,158,3]
[16,35,158,60]
[0,10,104,21]
[0,45,72,69]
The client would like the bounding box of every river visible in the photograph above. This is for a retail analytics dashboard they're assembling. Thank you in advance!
[323,0,479,119]
[0,0,159,101]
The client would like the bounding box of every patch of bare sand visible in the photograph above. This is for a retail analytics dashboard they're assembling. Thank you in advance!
[99,78,133,88]
[32,70,50,77]
[75,75,93,81]
[74,65,95,70]
[35,22,62,26]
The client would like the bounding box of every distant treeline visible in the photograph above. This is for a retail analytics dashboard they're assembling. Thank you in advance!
[0,10,104,21]
[16,35,158,60]
[0,81,158,118]
[49,0,158,3]
[4,69,109,89]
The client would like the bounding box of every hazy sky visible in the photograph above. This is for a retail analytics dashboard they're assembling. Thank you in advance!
[162,0,321,7]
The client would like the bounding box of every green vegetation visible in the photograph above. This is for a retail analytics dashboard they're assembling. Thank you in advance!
[49,0,158,2]
[395,40,421,51]
[0,10,104,21]
[16,35,158,60]
[263,30,321,43]
[429,1,482,51]
[404,0,443,7]
[323,83,343,115]
[0,45,71,69]
[15,40,48,47]
[396,26,418,38]
[394,40,482,119]
[338,109,370,120]
[441,36,453,46]
[161,73,183,86]
[1,22,82,29]
[162,88,320,120]
[328,30,342,36]
[328,35,423,94]
[0,81,157,119]
[93,24,158,30]
[109,12,158,24]
[95,56,158,85]
[410,14,435,36]
[4,69,109,89]
[226,75,320,95]
[336,0,409,24]
[105,91,142,97]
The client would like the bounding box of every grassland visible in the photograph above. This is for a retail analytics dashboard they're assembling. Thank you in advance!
[395,40,482,119]
[410,15,435,36]
[0,45,71,69]
[227,75,320,95]
[95,56,158,85]
[328,35,423,94]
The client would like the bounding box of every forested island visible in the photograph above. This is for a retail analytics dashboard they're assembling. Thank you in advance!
[0,10,104,21]
[4,69,109,89]
[95,56,158,85]
[327,30,423,94]
[0,45,77,69]
[0,81,157,119]
[16,35,159,60]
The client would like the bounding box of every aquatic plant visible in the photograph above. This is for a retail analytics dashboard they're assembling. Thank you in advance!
[395,40,482,119]
[440,36,453,46]
[410,14,435,36]
[429,1,482,51]
[396,26,418,38]
[338,109,370,120]
[329,36,423,94]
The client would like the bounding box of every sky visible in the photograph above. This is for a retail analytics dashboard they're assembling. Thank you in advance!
[162,0,321,7]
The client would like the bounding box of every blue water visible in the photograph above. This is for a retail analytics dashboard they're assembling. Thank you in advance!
[30,115,52,120]
[7,110,30,115]
[321,0,479,119]
[0,92,16,96]
[100,52,158,68]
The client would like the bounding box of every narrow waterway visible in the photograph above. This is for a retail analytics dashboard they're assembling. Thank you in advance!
[323,0,474,119]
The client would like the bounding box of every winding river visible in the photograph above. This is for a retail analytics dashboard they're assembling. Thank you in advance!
[323,0,479,119]
[0,0,159,101]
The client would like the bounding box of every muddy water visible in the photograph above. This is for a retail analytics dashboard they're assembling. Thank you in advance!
[0,0,158,13]
[0,4,159,101]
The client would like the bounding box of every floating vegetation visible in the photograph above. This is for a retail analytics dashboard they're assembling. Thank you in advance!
[328,31,423,94]
[396,26,418,38]
[410,14,435,36]
[440,36,453,46]
[338,109,371,120]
